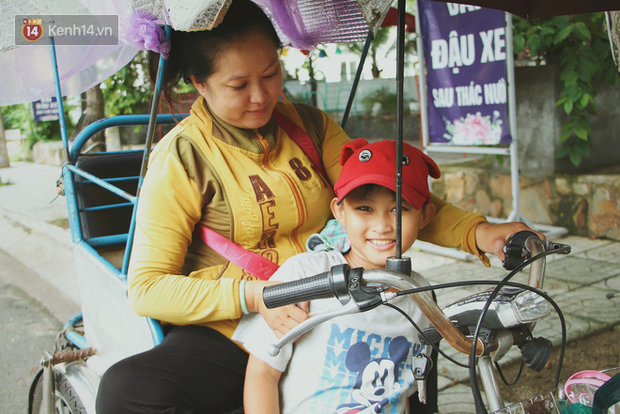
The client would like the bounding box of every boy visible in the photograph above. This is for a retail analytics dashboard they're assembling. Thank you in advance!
[233,139,441,414]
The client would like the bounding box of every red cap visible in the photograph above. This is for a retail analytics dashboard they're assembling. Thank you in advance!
[334,139,441,210]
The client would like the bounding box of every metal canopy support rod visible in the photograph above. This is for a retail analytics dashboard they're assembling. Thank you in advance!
[504,12,526,225]
[123,24,172,277]
[49,37,71,164]
[395,0,406,260]
[415,2,430,151]
[605,12,619,68]
[137,24,172,197]
[341,31,373,129]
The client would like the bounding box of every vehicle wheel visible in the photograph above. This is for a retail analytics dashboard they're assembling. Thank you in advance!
[29,368,87,414]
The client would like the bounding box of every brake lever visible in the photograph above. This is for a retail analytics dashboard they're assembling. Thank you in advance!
[268,300,361,356]
[543,240,571,254]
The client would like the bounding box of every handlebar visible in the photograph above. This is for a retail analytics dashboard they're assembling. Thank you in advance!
[263,266,350,308]
[263,231,570,357]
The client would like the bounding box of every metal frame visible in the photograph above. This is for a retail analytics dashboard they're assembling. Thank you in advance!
[48,31,181,352]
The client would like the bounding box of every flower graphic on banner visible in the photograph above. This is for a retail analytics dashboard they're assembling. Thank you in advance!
[443,111,503,145]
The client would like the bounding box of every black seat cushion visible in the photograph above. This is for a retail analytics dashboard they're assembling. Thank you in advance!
[74,151,143,241]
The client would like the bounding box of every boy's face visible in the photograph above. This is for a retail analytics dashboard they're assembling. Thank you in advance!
[331,186,435,269]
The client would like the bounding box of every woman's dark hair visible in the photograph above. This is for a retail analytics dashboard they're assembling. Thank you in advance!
[148,0,282,104]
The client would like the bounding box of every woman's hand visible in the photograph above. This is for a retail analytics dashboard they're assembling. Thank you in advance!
[244,280,309,338]
[475,222,545,261]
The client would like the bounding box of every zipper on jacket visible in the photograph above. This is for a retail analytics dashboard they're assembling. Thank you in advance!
[253,129,306,253]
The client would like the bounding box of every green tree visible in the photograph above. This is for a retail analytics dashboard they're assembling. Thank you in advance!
[101,51,152,116]
[1,101,76,150]
[342,26,392,79]
[0,103,30,131]
[295,49,327,107]
[0,112,9,168]
[70,86,105,151]
[513,13,619,166]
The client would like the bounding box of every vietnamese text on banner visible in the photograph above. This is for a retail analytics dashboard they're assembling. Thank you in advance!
[418,0,512,145]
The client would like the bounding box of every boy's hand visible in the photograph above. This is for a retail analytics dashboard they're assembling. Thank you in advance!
[475,222,545,261]
[245,280,309,338]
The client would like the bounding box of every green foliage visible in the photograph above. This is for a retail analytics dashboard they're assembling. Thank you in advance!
[1,104,30,130]
[101,51,152,116]
[27,101,76,148]
[1,102,75,149]
[24,120,65,148]
[360,87,402,114]
[512,13,619,166]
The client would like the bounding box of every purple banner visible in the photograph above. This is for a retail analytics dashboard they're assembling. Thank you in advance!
[418,0,511,145]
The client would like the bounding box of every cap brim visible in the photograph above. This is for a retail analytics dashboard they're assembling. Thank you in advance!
[336,175,428,210]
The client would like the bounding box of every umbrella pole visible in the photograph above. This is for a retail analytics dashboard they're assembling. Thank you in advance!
[386,0,412,277]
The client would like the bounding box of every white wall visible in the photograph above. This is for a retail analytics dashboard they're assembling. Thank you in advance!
[284,76,420,115]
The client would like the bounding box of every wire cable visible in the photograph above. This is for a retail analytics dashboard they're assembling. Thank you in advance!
[468,247,569,413]
[495,359,525,387]
[384,302,471,368]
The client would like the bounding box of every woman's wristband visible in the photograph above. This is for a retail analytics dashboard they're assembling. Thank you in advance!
[239,279,250,315]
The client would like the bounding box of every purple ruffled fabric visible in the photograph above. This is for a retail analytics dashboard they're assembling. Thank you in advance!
[121,10,170,59]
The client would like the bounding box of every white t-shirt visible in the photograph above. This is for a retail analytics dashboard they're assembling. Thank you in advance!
[233,250,430,414]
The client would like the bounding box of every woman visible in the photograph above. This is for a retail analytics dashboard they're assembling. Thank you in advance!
[96,1,537,412]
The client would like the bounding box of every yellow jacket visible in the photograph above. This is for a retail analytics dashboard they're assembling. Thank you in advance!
[128,97,487,339]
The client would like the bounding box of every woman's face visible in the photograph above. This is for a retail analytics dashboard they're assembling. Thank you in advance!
[191,30,283,130]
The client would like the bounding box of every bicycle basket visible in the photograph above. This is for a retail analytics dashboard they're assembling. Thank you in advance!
[561,370,620,414]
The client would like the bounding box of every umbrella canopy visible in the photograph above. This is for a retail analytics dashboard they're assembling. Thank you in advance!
[429,0,620,19]
[0,0,392,106]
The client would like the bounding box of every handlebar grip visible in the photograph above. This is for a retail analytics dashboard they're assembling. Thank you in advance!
[263,272,333,308]
[263,264,353,309]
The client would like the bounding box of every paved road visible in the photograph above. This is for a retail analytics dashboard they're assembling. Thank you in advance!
[0,248,77,414]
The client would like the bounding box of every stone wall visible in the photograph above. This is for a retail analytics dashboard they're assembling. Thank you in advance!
[32,141,65,166]
[514,64,620,176]
[431,161,620,240]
